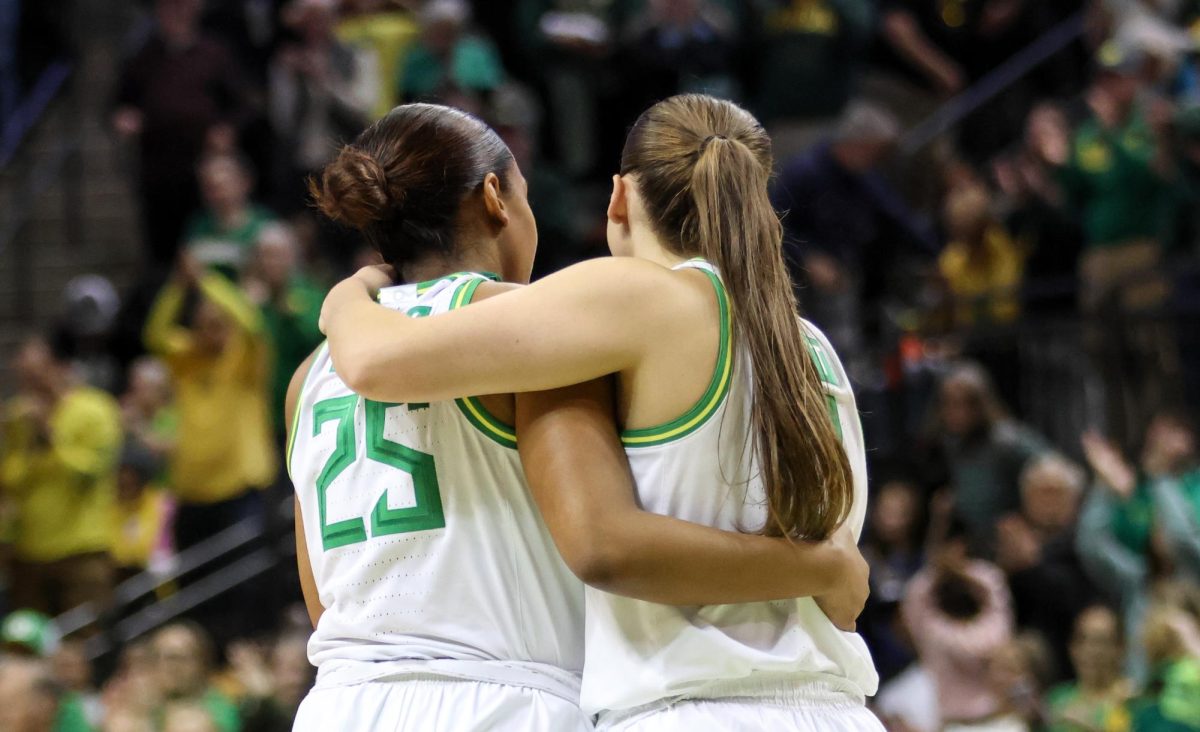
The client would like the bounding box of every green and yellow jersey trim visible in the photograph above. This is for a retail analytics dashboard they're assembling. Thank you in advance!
[286,340,330,480]
[416,271,501,295]
[447,275,518,449]
[620,266,733,447]
[805,332,843,439]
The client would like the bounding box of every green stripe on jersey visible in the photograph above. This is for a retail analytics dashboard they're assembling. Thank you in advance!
[621,267,733,447]
[286,341,329,480]
[447,275,518,449]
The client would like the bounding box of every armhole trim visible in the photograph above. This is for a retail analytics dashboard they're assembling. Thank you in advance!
[448,276,518,449]
[620,268,733,447]
[286,340,330,480]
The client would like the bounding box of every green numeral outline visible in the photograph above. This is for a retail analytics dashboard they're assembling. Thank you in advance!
[313,396,368,550]
[365,401,445,536]
[311,398,445,551]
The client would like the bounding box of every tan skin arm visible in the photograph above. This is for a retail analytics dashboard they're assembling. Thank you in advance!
[286,349,324,628]
[516,377,867,624]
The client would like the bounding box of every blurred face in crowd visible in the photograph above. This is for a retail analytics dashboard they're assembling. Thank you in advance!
[986,641,1031,702]
[939,376,985,437]
[1142,414,1196,473]
[51,640,92,692]
[193,299,232,355]
[12,338,61,397]
[199,157,251,216]
[256,228,299,289]
[424,18,463,56]
[871,481,919,547]
[1098,70,1139,111]
[1021,465,1080,534]
[0,660,59,732]
[127,358,171,415]
[1070,606,1123,688]
[272,636,315,709]
[117,464,149,504]
[156,0,202,45]
[154,626,210,698]
[944,187,991,245]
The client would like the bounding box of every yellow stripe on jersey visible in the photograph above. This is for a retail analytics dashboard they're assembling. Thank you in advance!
[621,265,733,447]
[448,275,519,449]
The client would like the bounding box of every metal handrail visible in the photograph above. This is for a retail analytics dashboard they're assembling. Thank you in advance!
[0,60,73,168]
[900,11,1088,154]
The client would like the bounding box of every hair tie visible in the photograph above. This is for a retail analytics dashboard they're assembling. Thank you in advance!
[703,134,728,146]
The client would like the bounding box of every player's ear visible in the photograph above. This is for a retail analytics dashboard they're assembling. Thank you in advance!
[607,175,628,225]
[482,172,509,230]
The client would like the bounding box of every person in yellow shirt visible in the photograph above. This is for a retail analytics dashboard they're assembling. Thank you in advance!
[110,441,174,579]
[939,184,1026,327]
[1,335,121,615]
[144,255,276,551]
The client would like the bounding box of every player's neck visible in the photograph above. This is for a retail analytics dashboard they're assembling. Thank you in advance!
[404,246,503,285]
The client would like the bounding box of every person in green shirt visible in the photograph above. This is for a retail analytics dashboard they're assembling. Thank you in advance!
[1121,604,1200,732]
[184,154,277,281]
[1078,413,1200,682]
[400,1,504,106]
[1045,39,1182,448]
[243,224,326,439]
[152,622,242,732]
[1044,606,1135,732]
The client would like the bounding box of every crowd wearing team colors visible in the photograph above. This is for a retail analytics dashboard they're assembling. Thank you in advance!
[2,0,1200,730]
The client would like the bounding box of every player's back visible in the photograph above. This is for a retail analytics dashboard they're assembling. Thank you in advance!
[289,272,585,699]
[581,260,879,720]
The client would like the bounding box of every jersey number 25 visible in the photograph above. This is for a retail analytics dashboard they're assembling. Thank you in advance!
[311,397,445,551]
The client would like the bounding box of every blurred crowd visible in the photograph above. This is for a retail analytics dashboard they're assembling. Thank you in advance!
[1,0,1200,730]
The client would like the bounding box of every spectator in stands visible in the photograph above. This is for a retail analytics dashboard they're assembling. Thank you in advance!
[771,100,933,375]
[487,84,583,278]
[230,633,314,731]
[902,516,1015,728]
[1,609,60,658]
[113,0,255,268]
[143,256,275,551]
[120,356,177,463]
[1,336,121,615]
[184,154,277,282]
[152,622,240,732]
[985,633,1053,731]
[938,183,1026,328]
[515,0,628,178]
[748,0,874,160]
[925,362,1046,555]
[1051,39,1179,447]
[268,0,378,213]
[619,0,739,117]
[110,441,174,579]
[1078,412,1200,679]
[860,478,926,681]
[995,454,1095,680]
[243,224,325,438]
[1044,605,1134,732]
[336,0,420,119]
[0,657,91,732]
[994,102,1083,314]
[50,638,103,730]
[400,0,505,111]
[1128,599,1200,730]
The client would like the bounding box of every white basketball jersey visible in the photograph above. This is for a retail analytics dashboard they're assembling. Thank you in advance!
[289,272,585,700]
[581,259,879,717]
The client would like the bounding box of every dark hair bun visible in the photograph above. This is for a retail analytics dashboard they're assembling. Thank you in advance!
[309,146,403,229]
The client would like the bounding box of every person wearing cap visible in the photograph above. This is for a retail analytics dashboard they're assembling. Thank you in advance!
[399,0,505,109]
[1040,38,1181,448]
[1,609,61,658]
[1,336,121,616]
